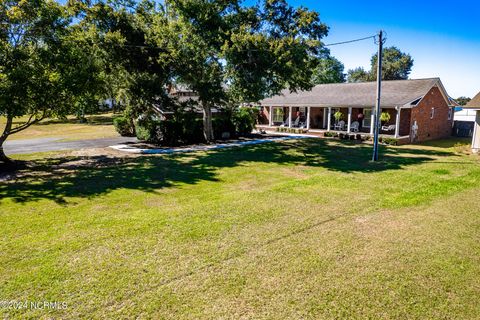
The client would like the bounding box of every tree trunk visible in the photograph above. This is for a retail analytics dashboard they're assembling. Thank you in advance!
[112,97,116,114]
[0,115,13,164]
[202,103,214,142]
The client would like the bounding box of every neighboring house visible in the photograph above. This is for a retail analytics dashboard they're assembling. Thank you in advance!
[258,78,456,143]
[454,107,477,122]
[462,92,480,153]
[152,85,220,120]
[169,84,199,103]
[453,107,476,137]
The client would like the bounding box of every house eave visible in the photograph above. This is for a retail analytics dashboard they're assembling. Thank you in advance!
[260,103,399,108]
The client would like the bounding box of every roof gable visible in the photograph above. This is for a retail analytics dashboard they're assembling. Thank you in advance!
[464,92,480,110]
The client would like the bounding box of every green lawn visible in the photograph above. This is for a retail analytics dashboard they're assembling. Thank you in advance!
[1,138,480,319]
[0,113,119,141]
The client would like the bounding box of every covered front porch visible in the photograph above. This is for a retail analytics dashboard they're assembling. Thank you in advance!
[258,105,411,139]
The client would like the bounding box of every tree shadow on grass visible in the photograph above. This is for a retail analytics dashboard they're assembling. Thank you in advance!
[0,138,456,204]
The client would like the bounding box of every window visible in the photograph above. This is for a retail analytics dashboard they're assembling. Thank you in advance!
[273,108,284,122]
[363,109,372,128]
[430,107,435,119]
[448,107,453,120]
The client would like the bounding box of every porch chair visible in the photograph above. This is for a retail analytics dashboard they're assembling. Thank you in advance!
[381,124,396,132]
[334,120,346,131]
[291,116,301,128]
[350,121,359,132]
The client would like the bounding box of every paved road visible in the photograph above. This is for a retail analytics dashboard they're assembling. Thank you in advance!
[4,136,138,155]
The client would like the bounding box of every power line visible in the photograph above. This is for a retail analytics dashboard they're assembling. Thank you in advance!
[324,35,376,47]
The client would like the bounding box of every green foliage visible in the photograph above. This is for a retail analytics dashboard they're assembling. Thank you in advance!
[135,111,205,146]
[163,0,329,141]
[233,108,258,136]
[0,0,107,161]
[135,120,155,142]
[0,0,335,160]
[113,116,135,137]
[347,47,414,82]
[312,56,346,84]
[275,127,308,134]
[324,131,338,138]
[381,137,399,145]
[212,114,236,140]
[380,112,391,123]
[371,47,414,80]
[136,107,258,145]
[334,111,343,121]
[456,97,471,106]
[347,67,371,83]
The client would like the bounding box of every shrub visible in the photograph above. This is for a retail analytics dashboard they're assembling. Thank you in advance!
[233,107,258,136]
[113,116,135,137]
[135,111,205,146]
[324,131,338,138]
[382,137,399,145]
[213,114,236,140]
[135,119,162,142]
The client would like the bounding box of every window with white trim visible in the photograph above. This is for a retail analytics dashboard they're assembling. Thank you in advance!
[430,107,435,119]
[448,107,453,120]
[363,109,372,128]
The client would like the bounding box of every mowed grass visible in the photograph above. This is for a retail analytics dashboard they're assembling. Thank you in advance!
[0,114,119,141]
[1,138,480,319]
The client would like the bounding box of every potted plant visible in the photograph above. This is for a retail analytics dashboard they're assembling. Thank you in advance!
[380,111,391,125]
[334,110,343,123]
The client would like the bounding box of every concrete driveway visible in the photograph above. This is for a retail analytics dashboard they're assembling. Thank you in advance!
[4,136,138,155]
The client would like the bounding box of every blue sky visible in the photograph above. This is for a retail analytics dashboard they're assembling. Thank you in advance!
[247,0,480,98]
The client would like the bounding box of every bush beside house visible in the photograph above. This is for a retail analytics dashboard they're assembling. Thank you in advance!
[113,116,136,137]
[115,107,258,145]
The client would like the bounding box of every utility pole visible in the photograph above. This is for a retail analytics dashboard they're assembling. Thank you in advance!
[372,30,384,162]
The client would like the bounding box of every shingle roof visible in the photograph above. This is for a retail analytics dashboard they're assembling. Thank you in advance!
[464,92,480,110]
[259,78,445,108]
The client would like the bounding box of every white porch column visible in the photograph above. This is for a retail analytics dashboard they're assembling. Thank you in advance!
[472,110,480,153]
[327,107,332,131]
[347,107,352,133]
[269,106,273,126]
[370,107,375,135]
[322,108,327,128]
[306,107,311,129]
[394,106,401,138]
[288,106,292,128]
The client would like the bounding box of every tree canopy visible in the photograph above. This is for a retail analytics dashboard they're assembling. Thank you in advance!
[1,0,334,162]
[0,0,103,162]
[456,97,471,106]
[312,54,345,84]
[162,0,329,140]
[347,46,414,82]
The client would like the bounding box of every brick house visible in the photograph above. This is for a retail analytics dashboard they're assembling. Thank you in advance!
[463,92,480,153]
[257,78,455,143]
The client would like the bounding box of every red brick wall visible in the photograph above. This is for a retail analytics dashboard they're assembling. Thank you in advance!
[399,109,411,136]
[259,106,270,125]
[410,86,453,142]
[309,107,325,128]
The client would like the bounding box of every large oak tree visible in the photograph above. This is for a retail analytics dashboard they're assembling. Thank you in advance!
[162,0,329,141]
[0,0,102,163]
